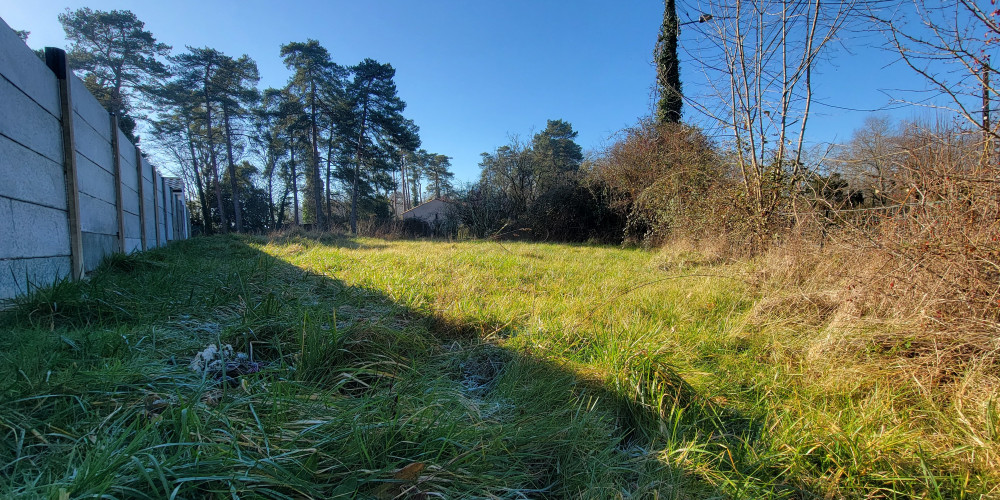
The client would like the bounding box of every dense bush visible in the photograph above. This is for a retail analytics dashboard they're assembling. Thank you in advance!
[591,120,732,245]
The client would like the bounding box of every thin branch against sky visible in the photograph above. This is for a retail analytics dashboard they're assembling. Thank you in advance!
[3,0,973,180]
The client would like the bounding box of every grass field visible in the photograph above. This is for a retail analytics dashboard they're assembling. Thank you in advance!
[1,234,996,498]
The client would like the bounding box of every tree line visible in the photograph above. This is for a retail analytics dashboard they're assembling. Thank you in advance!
[21,8,455,234]
[465,1,997,251]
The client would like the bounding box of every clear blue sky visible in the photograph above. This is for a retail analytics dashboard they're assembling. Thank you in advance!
[3,0,934,182]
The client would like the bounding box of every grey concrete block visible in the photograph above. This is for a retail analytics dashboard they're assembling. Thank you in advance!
[123,212,141,239]
[0,135,66,209]
[155,173,166,244]
[141,158,153,183]
[119,133,137,184]
[0,76,63,164]
[121,184,140,215]
[118,129,135,163]
[0,196,69,260]
[78,192,117,236]
[0,255,71,301]
[125,238,141,254]
[143,193,156,245]
[119,153,137,180]
[141,169,153,203]
[0,18,61,117]
[164,186,174,241]
[72,110,113,174]
[76,153,116,205]
[82,231,117,272]
[69,75,111,136]
[174,197,186,240]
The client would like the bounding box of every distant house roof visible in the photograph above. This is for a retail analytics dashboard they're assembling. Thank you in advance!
[399,198,453,221]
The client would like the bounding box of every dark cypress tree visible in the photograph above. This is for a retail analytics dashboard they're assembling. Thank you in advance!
[655,0,682,123]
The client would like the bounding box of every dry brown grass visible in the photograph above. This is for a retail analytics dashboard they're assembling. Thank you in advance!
[648,236,730,272]
[742,226,1000,477]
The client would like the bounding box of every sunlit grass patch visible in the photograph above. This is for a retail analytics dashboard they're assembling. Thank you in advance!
[1,234,995,498]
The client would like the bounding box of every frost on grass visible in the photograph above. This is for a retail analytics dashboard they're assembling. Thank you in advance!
[445,342,510,394]
[334,303,402,330]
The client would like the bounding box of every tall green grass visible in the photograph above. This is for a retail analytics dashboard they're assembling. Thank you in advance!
[0,234,994,498]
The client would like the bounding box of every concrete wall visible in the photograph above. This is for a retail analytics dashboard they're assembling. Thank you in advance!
[0,17,187,301]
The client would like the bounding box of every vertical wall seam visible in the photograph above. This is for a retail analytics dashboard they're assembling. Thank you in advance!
[135,147,148,250]
[45,47,84,281]
[110,114,125,253]
[152,171,161,247]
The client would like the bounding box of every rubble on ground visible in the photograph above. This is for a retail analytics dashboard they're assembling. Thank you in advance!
[190,343,262,385]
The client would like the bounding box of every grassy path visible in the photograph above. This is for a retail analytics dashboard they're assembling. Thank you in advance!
[0,234,993,498]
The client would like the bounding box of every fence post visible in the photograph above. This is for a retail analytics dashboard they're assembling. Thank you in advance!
[152,172,161,247]
[172,192,178,240]
[163,180,172,242]
[45,47,84,280]
[135,147,147,250]
[110,114,126,253]
[174,191,183,240]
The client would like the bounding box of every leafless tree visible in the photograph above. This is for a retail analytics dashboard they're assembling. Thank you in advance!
[682,0,863,242]
[833,115,904,204]
[875,0,999,147]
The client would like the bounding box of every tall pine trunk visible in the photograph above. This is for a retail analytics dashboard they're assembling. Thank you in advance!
[350,96,370,234]
[277,186,288,228]
[222,103,243,232]
[290,145,300,225]
[185,120,212,235]
[326,126,335,223]
[204,67,228,232]
[309,80,324,228]
[267,172,275,228]
[400,153,409,212]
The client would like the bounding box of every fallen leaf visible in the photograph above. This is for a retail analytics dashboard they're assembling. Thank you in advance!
[393,462,425,481]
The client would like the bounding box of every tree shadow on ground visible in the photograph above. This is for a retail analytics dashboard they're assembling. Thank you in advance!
[0,234,805,498]
[267,229,391,251]
[231,235,807,498]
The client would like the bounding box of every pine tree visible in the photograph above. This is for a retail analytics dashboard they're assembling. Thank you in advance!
[342,59,420,233]
[531,119,583,195]
[281,40,344,228]
[149,81,213,233]
[251,89,286,229]
[276,89,309,226]
[59,8,170,140]
[171,47,229,231]
[216,55,260,233]
[425,154,455,200]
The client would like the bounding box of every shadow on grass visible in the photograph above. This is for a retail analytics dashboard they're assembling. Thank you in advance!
[0,235,806,498]
[267,229,390,251]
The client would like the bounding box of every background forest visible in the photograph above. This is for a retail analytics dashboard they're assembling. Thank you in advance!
[15,2,1000,329]
[14,1,1000,334]
[19,8,456,235]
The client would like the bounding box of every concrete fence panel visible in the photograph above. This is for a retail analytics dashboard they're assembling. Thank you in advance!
[0,19,72,300]
[153,171,163,246]
[164,178,175,242]
[0,16,188,301]
[141,158,157,247]
[117,132,142,253]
